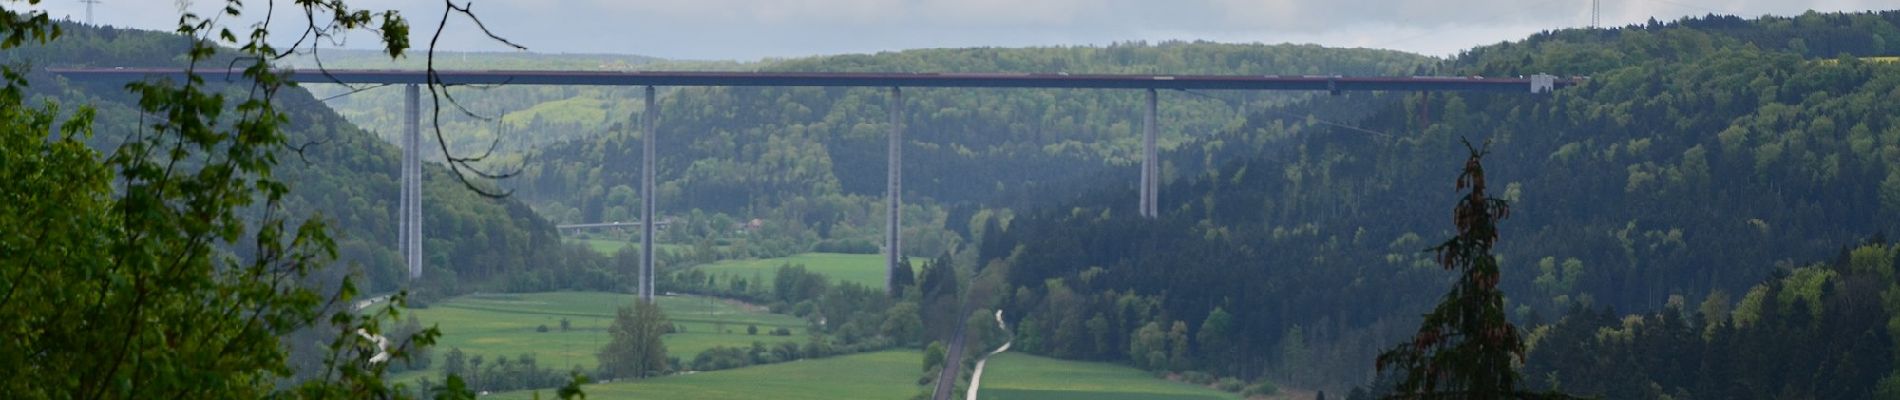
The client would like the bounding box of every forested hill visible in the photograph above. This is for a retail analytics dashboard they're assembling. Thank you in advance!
[509,42,1431,223]
[975,10,1900,395]
[287,50,757,160]
[9,23,604,296]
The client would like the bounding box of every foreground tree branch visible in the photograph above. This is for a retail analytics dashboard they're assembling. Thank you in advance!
[0,0,577,397]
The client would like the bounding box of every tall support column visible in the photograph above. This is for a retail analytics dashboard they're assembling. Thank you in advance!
[1142,88,1158,218]
[404,84,423,280]
[641,86,658,302]
[885,87,903,296]
[399,89,409,279]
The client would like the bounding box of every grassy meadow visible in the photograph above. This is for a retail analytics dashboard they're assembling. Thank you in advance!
[487,350,924,400]
[565,241,895,288]
[388,292,809,382]
[501,96,610,127]
[692,252,893,287]
[565,237,690,257]
[976,353,1240,400]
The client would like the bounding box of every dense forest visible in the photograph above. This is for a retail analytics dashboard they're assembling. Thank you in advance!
[969,10,1900,396]
[1518,241,1899,398]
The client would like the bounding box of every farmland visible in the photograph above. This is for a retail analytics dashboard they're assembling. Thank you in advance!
[388,291,808,382]
[692,252,892,287]
[976,353,1240,400]
[486,350,924,400]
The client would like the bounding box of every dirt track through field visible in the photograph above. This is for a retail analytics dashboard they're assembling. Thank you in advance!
[965,310,1010,400]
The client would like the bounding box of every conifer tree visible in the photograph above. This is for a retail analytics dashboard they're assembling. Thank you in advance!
[1375,139,1575,400]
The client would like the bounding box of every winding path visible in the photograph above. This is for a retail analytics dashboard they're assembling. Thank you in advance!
[965,310,1012,400]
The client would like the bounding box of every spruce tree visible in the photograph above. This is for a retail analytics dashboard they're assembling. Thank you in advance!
[1375,139,1575,400]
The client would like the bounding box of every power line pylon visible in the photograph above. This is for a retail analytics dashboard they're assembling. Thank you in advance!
[1591,0,1601,28]
[80,0,101,25]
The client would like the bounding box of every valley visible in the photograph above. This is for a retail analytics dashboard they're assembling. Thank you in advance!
[5,4,1900,399]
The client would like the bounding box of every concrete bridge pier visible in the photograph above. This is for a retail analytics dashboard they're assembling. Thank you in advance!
[403,84,423,280]
[641,85,658,303]
[1141,88,1158,219]
[886,87,904,296]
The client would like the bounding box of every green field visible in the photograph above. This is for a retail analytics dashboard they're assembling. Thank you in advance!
[977,353,1239,400]
[501,96,610,127]
[487,350,923,400]
[566,238,690,257]
[693,252,893,287]
[391,292,809,382]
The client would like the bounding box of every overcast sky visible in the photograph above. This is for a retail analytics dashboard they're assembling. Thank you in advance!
[22,0,1892,61]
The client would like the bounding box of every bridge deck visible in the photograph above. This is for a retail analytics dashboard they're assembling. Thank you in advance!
[48,68,1575,92]
[556,220,672,230]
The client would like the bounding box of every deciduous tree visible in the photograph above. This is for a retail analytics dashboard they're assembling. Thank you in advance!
[599,300,671,379]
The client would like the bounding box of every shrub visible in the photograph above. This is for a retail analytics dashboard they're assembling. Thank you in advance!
[922,341,947,372]
[811,238,880,254]
[691,346,753,371]
[1215,377,1245,392]
[772,341,802,360]
[748,324,759,335]
[536,324,550,333]
[1242,381,1280,397]
[1182,371,1215,385]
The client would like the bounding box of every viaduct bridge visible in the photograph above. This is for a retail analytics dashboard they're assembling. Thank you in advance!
[556,218,677,235]
[52,67,1576,303]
